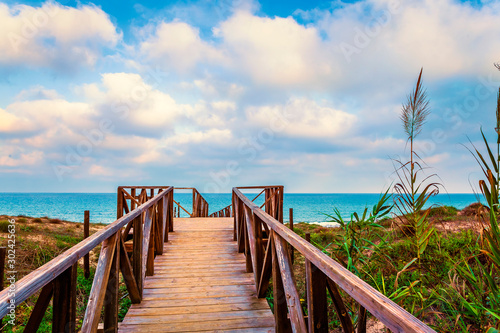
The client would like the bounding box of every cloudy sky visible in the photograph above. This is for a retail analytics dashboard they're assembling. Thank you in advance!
[0,0,499,193]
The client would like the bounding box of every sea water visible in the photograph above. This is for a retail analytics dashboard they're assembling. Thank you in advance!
[0,192,481,225]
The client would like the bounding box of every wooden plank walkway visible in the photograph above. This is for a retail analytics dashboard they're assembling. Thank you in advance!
[119,217,275,332]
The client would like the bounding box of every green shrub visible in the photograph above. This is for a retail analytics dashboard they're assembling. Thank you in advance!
[0,220,10,233]
[426,206,459,218]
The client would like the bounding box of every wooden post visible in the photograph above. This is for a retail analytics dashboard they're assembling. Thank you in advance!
[358,305,368,333]
[305,233,328,333]
[157,199,164,254]
[169,190,174,232]
[104,238,120,332]
[271,235,292,333]
[117,187,124,219]
[289,208,294,264]
[0,246,5,331]
[192,190,196,217]
[133,216,143,297]
[232,192,237,241]
[53,263,77,333]
[131,188,136,210]
[0,247,5,291]
[84,210,90,279]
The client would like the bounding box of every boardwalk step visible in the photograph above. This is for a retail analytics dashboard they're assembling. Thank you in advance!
[119,217,275,333]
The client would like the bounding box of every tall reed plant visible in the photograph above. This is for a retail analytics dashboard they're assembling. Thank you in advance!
[444,64,500,331]
[393,68,440,265]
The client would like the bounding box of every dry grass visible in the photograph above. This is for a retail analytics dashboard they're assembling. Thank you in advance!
[0,215,107,331]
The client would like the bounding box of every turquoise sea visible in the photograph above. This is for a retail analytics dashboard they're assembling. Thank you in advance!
[0,192,481,225]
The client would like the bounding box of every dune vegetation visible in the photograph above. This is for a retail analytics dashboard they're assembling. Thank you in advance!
[284,66,500,332]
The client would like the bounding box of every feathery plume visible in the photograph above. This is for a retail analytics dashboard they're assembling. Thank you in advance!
[400,68,430,140]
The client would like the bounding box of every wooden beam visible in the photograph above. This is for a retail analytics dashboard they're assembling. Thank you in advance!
[119,237,141,304]
[232,188,436,333]
[271,234,291,333]
[133,216,143,298]
[305,233,328,333]
[326,278,354,332]
[81,233,118,333]
[53,263,77,333]
[84,210,90,279]
[104,236,120,332]
[273,233,307,333]
[24,283,53,332]
[0,247,5,291]
[117,188,124,219]
[257,230,273,298]
[357,305,367,333]
[142,208,154,277]
[0,187,173,319]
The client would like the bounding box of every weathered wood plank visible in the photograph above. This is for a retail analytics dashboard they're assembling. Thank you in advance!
[104,237,120,332]
[119,217,274,333]
[274,234,307,333]
[305,233,328,333]
[129,301,270,314]
[132,215,143,298]
[81,233,118,333]
[271,234,291,333]
[84,210,90,279]
[122,309,272,325]
[52,263,77,333]
[24,283,53,332]
[119,317,276,333]
[141,289,258,299]
[132,296,268,308]
[119,237,141,304]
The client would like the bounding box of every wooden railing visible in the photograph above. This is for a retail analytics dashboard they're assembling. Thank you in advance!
[209,204,232,217]
[0,186,174,332]
[233,186,435,333]
[173,187,209,217]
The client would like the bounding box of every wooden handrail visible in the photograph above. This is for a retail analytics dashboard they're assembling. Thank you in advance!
[172,187,209,217]
[233,186,435,333]
[0,186,174,332]
[209,204,232,218]
[173,199,193,217]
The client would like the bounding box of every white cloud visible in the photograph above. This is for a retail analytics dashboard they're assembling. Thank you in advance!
[0,2,120,69]
[246,98,357,139]
[321,0,500,81]
[215,10,334,86]
[0,148,43,167]
[140,21,225,72]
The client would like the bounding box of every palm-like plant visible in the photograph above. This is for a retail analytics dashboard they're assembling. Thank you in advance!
[449,64,500,331]
[393,68,439,264]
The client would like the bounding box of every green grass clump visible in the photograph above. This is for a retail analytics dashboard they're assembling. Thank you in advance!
[54,234,80,249]
[426,206,459,218]
[0,220,11,233]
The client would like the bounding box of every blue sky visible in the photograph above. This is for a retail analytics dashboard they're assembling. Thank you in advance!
[0,0,499,193]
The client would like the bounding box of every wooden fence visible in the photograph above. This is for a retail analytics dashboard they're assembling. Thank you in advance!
[172,187,209,218]
[0,186,174,332]
[208,204,232,218]
[233,186,435,333]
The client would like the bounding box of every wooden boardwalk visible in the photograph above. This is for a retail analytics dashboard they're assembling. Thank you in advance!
[119,217,275,332]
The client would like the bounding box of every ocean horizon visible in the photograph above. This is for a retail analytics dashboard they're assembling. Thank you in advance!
[0,192,482,225]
